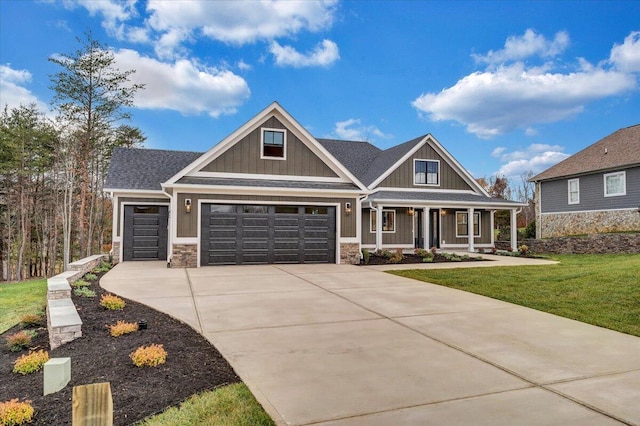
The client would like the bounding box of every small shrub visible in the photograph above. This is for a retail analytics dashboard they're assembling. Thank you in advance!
[13,350,49,375]
[519,244,529,256]
[0,399,34,426]
[71,279,90,288]
[108,320,138,337]
[388,248,404,264]
[430,246,438,255]
[523,220,536,239]
[84,273,98,281]
[361,249,370,265]
[490,247,497,254]
[422,256,433,263]
[100,294,126,310]
[19,313,42,328]
[375,249,392,259]
[5,331,36,352]
[130,344,167,367]
[414,248,429,257]
[74,287,96,298]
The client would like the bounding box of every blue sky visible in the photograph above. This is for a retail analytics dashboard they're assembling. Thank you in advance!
[1,1,639,184]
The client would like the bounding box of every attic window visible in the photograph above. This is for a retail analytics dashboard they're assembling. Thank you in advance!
[414,159,439,185]
[261,128,286,160]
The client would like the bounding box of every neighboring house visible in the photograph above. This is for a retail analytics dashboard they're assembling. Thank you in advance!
[531,124,640,238]
[105,102,523,267]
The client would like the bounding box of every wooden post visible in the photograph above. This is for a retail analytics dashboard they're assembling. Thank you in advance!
[72,382,113,426]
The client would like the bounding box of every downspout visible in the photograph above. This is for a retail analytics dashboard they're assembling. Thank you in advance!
[162,186,173,267]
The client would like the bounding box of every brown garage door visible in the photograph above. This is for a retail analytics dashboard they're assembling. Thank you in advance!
[200,204,336,265]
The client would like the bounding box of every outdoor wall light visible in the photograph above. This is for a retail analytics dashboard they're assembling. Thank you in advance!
[407,207,415,216]
[185,198,192,213]
[345,202,352,215]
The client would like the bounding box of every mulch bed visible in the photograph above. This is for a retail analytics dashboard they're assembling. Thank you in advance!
[364,253,487,265]
[0,271,240,425]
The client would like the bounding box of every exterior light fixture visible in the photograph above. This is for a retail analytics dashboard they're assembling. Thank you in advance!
[185,198,192,213]
[345,202,352,215]
[407,207,415,216]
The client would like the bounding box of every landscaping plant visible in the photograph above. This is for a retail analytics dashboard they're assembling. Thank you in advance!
[13,350,49,375]
[71,279,90,288]
[18,314,42,328]
[100,294,126,310]
[5,330,36,352]
[108,320,138,337]
[83,273,97,281]
[0,399,34,426]
[130,344,167,367]
[74,287,96,298]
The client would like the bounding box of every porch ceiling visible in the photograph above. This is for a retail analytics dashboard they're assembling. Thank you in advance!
[365,191,525,208]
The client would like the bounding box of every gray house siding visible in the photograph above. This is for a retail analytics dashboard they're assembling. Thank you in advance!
[378,144,472,190]
[361,208,414,246]
[200,116,339,178]
[176,193,357,239]
[541,166,640,213]
[440,210,492,245]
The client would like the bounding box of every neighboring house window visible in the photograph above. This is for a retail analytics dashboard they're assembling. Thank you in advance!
[568,178,580,204]
[414,159,440,185]
[604,171,626,197]
[261,128,286,159]
[456,212,480,237]
[370,210,396,233]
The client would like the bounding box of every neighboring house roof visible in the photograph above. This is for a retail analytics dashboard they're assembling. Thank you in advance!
[174,176,360,191]
[105,147,202,191]
[531,124,640,182]
[367,191,525,207]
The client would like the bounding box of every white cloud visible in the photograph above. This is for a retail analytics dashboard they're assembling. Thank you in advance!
[610,31,640,73]
[67,0,137,39]
[413,30,640,139]
[333,118,389,141]
[113,49,250,117]
[236,60,252,71]
[270,39,339,68]
[473,29,569,65]
[0,64,50,113]
[493,143,570,179]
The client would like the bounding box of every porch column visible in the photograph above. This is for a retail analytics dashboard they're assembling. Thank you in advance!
[490,210,495,248]
[376,205,383,251]
[423,208,429,249]
[510,209,518,251]
[467,207,475,253]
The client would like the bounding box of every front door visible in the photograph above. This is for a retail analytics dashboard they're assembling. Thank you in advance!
[429,209,440,249]
[414,209,424,248]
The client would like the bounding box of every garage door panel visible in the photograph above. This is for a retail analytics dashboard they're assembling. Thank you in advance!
[123,205,168,261]
[201,203,335,266]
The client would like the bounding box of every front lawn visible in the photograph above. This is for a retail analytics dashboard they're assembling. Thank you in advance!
[0,279,47,333]
[391,254,640,337]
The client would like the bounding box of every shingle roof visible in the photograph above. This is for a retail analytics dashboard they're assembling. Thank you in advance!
[531,124,640,182]
[318,135,426,186]
[105,147,202,191]
[367,191,524,206]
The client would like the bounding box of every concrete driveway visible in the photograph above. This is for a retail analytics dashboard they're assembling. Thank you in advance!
[101,259,640,425]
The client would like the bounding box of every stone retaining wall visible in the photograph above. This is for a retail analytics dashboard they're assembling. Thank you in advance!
[540,209,640,238]
[47,255,106,349]
[496,233,640,254]
[170,244,197,268]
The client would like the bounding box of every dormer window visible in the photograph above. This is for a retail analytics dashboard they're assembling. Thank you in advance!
[261,128,286,159]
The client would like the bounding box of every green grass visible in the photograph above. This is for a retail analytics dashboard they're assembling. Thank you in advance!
[137,383,274,426]
[0,279,47,333]
[391,254,640,337]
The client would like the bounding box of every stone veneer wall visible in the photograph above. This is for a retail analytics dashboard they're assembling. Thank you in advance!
[340,243,361,265]
[111,241,120,264]
[497,232,640,254]
[540,209,640,238]
[170,244,198,268]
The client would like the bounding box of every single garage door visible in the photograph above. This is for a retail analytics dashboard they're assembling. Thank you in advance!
[123,205,168,261]
[201,204,336,265]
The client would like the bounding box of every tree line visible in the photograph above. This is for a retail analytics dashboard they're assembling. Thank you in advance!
[0,33,144,281]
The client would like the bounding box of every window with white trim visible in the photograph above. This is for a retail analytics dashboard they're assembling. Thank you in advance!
[456,212,480,237]
[568,178,580,204]
[414,159,439,185]
[370,210,396,233]
[604,171,626,197]
[261,128,286,159]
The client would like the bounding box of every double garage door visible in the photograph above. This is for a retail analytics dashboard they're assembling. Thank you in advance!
[201,204,336,266]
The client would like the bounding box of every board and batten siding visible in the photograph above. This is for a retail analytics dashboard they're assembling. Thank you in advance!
[541,166,640,213]
[361,208,414,246]
[176,193,357,239]
[200,116,338,178]
[440,210,492,245]
[379,143,472,190]
[116,197,169,237]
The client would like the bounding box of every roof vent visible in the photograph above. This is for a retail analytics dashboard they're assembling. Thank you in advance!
[604,148,608,154]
